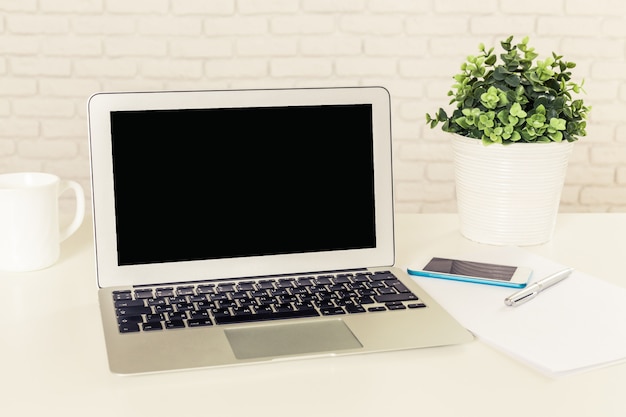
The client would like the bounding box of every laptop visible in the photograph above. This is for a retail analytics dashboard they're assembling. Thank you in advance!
[87,86,472,374]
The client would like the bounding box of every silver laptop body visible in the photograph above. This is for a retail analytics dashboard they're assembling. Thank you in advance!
[88,87,472,374]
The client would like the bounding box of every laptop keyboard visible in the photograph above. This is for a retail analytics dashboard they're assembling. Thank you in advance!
[112,270,426,333]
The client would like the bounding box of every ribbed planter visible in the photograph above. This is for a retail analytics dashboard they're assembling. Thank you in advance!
[451,135,574,246]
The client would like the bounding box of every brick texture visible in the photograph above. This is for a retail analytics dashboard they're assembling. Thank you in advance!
[1,0,625,214]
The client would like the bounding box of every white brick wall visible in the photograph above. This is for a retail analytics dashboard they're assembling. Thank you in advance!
[1,0,625,214]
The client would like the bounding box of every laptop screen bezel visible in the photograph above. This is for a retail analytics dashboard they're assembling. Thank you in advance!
[88,87,395,288]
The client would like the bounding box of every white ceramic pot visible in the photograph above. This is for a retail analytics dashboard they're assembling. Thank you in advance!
[451,135,574,246]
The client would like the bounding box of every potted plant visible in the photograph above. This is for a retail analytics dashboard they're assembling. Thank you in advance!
[426,36,590,245]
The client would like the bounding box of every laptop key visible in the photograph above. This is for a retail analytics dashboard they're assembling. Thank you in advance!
[357,295,375,304]
[169,311,188,321]
[176,286,195,296]
[114,299,145,308]
[334,275,352,284]
[165,320,186,329]
[154,305,174,314]
[134,289,154,299]
[119,323,140,333]
[278,279,295,289]
[155,287,175,297]
[371,271,394,280]
[216,283,235,293]
[257,281,275,290]
[189,295,208,303]
[373,293,419,303]
[274,303,294,313]
[188,318,213,327]
[145,313,164,323]
[112,291,132,301]
[296,277,314,286]
[232,306,254,316]
[209,293,228,302]
[255,305,273,315]
[320,307,346,316]
[142,322,163,331]
[147,297,167,307]
[315,300,336,309]
[213,307,319,325]
[385,302,406,311]
[390,280,411,293]
[116,305,152,316]
[314,276,333,285]
[196,284,215,294]
[175,302,195,312]
[212,308,231,320]
[118,315,143,325]
[345,304,366,314]
[237,282,256,291]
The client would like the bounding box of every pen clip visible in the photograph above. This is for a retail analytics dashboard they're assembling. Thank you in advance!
[506,290,537,306]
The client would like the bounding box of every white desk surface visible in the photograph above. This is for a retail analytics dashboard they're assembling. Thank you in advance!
[2,213,626,416]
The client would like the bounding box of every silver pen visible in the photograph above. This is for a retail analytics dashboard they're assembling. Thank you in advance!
[504,268,574,307]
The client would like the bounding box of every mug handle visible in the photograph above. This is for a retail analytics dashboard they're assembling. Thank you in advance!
[58,180,86,242]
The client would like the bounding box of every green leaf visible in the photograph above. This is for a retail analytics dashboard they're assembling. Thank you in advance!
[493,66,508,81]
[480,86,502,109]
[524,51,538,61]
[510,102,527,118]
[501,36,514,51]
[441,120,454,132]
[454,117,472,130]
[497,109,509,125]
[549,118,567,130]
[505,74,520,87]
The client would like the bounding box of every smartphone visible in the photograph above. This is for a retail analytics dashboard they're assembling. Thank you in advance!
[407,257,532,288]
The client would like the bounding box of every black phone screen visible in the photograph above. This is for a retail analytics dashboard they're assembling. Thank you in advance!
[422,257,517,281]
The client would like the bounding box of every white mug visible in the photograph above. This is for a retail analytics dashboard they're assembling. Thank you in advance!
[0,172,85,272]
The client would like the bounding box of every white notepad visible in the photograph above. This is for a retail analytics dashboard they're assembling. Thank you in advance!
[407,241,626,377]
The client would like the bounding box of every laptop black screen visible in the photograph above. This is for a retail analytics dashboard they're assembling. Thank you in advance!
[110,104,377,266]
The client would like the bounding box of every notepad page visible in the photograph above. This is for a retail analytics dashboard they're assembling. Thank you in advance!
[407,242,626,377]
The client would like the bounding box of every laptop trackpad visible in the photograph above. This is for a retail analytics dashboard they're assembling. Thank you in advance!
[225,320,362,360]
